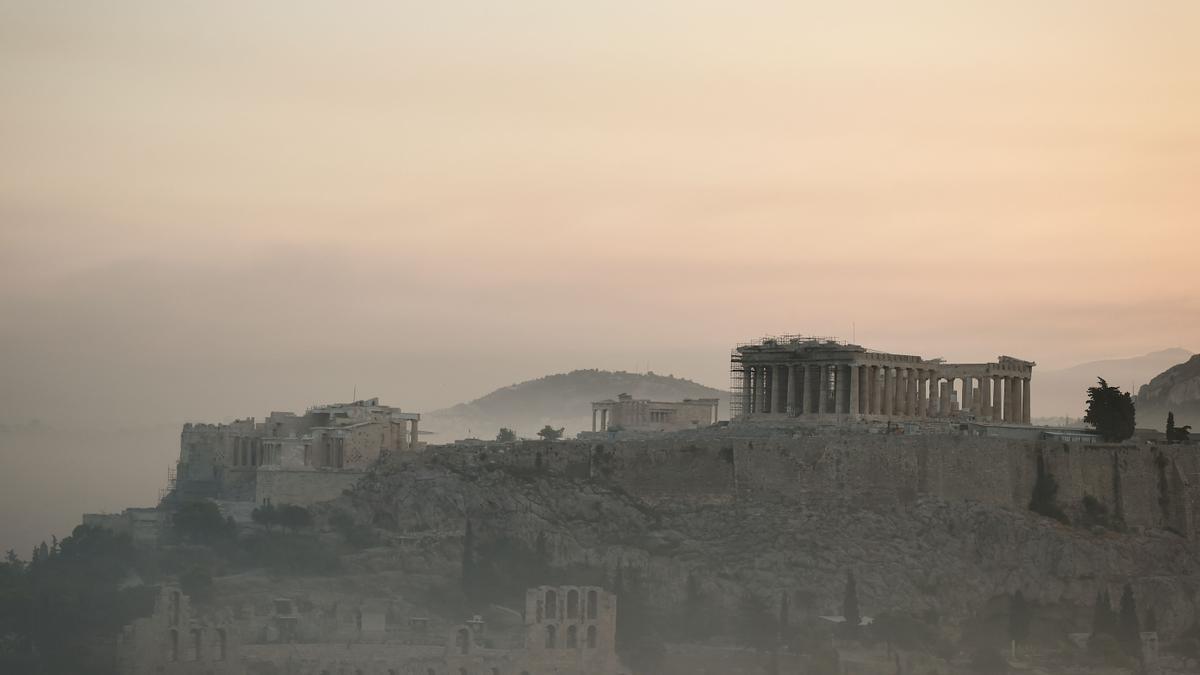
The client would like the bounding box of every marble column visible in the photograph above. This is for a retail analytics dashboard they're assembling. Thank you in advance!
[849,364,860,415]
[805,365,818,414]
[961,377,974,416]
[992,375,1002,422]
[939,378,950,416]
[867,366,878,414]
[786,365,797,416]
[816,365,827,414]
[895,368,907,416]
[742,374,750,415]
[1013,377,1025,425]
[770,365,783,415]
[756,367,768,414]
[882,367,894,416]
[902,368,913,416]
[1023,377,1032,424]
[833,366,846,414]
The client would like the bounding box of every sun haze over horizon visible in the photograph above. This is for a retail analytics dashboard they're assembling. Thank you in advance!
[2,0,1199,430]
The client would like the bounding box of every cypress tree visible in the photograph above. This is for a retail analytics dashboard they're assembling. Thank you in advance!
[1091,590,1115,637]
[1008,590,1030,646]
[461,519,476,604]
[1118,584,1142,660]
[843,571,861,631]
[1167,412,1176,442]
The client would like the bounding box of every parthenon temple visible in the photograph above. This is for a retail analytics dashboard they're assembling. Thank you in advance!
[732,336,1035,424]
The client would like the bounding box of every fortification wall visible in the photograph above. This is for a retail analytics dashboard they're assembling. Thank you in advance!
[254,468,364,506]
[430,435,1200,539]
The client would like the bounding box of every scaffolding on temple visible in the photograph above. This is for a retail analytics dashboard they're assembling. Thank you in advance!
[729,334,846,418]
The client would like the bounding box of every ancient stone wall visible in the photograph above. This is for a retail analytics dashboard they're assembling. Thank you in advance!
[430,435,1199,539]
[254,468,364,507]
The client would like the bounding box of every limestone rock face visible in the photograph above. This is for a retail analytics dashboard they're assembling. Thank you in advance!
[338,446,1200,645]
[1137,354,1200,429]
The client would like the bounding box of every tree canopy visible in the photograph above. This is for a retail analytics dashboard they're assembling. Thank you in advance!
[537,425,565,441]
[1083,378,1136,442]
[496,427,517,442]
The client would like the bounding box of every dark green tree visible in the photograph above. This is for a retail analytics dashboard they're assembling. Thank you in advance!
[1118,583,1142,661]
[496,427,517,442]
[1029,452,1068,523]
[1008,591,1031,650]
[1167,412,1192,442]
[251,502,278,532]
[537,425,565,441]
[277,505,312,533]
[736,590,777,651]
[461,519,477,605]
[1083,378,1136,442]
[1091,590,1116,639]
[173,501,234,544]
[843,570,861,633]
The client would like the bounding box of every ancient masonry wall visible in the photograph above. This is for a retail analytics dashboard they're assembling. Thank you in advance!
[254,468,365,506]
[433,436,1200,539]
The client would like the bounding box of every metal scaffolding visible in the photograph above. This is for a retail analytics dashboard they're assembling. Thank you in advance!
[728,335,847,418]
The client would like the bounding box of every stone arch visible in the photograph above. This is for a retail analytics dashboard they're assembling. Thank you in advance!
[587,590,598,619]
[587,624,597,648]
[545,624,557,648]
[567,624,578,648]
[545,589,558,619]
[566,589,579,618]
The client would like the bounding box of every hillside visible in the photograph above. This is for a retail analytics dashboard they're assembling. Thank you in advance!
[1137,354,1200,430]
[326,436,1200,674]
[1035,348,1193,420]
[421,369,729,441]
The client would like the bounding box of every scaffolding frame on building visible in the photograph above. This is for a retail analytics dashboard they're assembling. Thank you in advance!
[729,334,847,418]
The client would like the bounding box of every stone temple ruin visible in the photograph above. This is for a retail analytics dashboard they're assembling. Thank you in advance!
[173,398,421,506]
[118,584,626,675]
[590,393,720,433]
[732,336,1035,424]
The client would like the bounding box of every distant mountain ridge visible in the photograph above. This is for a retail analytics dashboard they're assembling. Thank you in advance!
[1137,354,1200,430]
[1034,348,1193,420]
[422,369,729,442]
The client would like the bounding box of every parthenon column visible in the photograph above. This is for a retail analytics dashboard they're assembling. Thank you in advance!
[849,364,860,415]
[992,375,1002,422]
[804,364,817,414]
[866,366,877,414]
[1003,376,1013,423]
[881,367,893,416]
[939,378,950,416]
[832,366,846,414]
[962,377,974,416]
[786,365,797,416]
[1022,377,1032,424]
[894,368,906,416]
[1012,377,1025,425]
[755,367,768,414]
[816,365,827,415]
[979,375,991,421]
[770,365,784,415]
[903,368,915,416]
[742,367,753,417]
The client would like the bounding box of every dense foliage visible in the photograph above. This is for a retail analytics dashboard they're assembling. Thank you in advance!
[1083,378,1136,442]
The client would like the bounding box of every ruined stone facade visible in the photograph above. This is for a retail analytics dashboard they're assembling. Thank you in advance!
[173,398,421,506]
[590,393,719,433]
[733,336,1035,424]
[118,585,626,675]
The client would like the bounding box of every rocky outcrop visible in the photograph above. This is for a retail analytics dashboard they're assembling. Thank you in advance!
[335,439,1200,646]
[1138,354,1200,430]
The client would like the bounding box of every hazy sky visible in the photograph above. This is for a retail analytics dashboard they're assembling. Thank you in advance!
[2,0,1199,431]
